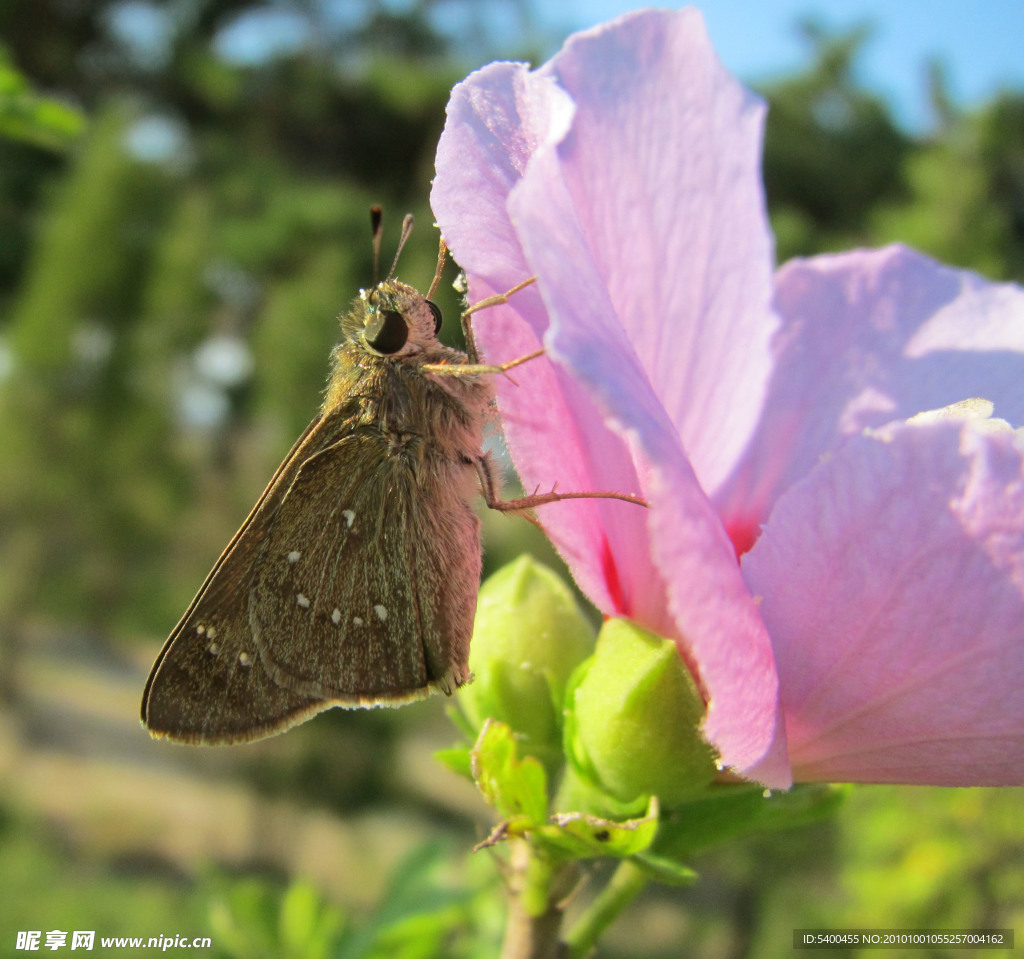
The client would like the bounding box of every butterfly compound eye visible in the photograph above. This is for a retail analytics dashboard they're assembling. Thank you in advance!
[427,300,443,335]
[365,309,408,354]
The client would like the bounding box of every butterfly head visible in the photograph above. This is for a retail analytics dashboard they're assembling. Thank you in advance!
[354,280,444,357]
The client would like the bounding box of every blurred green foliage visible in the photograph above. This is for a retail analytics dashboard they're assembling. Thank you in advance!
[0,2,1022,957]
[205,840,512,959]
[0,45,83,150]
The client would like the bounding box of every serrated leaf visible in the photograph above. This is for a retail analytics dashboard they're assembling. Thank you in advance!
[534,797,659,860]
[470,719,548,828]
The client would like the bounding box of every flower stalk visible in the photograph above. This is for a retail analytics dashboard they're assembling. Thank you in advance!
[564,860,649,959]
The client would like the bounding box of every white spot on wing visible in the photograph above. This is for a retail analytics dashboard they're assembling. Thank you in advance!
[352,616,364,627]
[342,509,355,528]
[373,604,388,622]
[331,608,341,624]
[238,651,251,667]
[206,626,217,639]
[287,550,301,563]
[297,593,311,608]
[208,642,219,656]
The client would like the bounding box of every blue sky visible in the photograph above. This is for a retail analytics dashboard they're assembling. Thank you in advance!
[206,1,1024,134]
[540,1,1024,132]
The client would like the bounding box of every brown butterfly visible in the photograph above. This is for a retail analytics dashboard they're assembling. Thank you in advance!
[141,209,642,744]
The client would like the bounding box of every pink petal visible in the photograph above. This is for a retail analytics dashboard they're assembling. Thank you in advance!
[433,61,653,618]
[536,8,779,499]
[743,416,1024,785]
[431,61,569,290]
[718,245,1024,534]
[510,161,789,785]
[432,8,789,785]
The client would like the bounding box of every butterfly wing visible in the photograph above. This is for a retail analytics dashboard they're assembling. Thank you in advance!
[142,415,329,743]
[248,427,480,705]
[142,422,481,744]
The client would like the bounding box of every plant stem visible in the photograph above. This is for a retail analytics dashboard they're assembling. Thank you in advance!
[563,860,648,959]
[500,839,577,959]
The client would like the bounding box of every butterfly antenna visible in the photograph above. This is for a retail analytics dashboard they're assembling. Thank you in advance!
[370,205,384,285]
[427,237,447,301]
[387,213,414,280]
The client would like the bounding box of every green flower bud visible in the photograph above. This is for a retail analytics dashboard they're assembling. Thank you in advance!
[564,618,717,810]
[459,556,596,769]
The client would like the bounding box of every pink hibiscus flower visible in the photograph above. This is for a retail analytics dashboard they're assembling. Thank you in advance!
[430,7,1024,789]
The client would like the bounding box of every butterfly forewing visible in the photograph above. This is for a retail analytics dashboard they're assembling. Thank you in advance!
[248,429,477,703]
[142,413,337,743]
[142,403,482,744]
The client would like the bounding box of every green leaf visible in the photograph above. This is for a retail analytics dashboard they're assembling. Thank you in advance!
[470,720,549,830]
[653,783,847,860]
[208,877,344,959]
[629,852,698,887]
[433,745,473,781]
[336,843,473,959]
[534,797,659,860]
[278,881,343,959]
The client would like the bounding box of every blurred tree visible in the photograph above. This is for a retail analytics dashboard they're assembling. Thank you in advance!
[981,91,1024,280]
[757,18,1024,283]
[0,105,180,638]
[0,43,84,301]
[872,76,1024,282]
[0,0,542,808]
[0,44,84,149]
[0,0,482,653]
[759,19,912,260]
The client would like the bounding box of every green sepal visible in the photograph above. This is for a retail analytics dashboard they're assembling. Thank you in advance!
[470,720,665,868]
[653,782,848,860]
[563,619,717,811]
[553,763,650,822]
[459,557,596,773]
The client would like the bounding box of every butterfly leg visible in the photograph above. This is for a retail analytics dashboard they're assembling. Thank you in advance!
[422,274,545,378]
[473,457,647,518]
[422,348,544,381]
[461,276,538,364]
[426,234,539,361]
